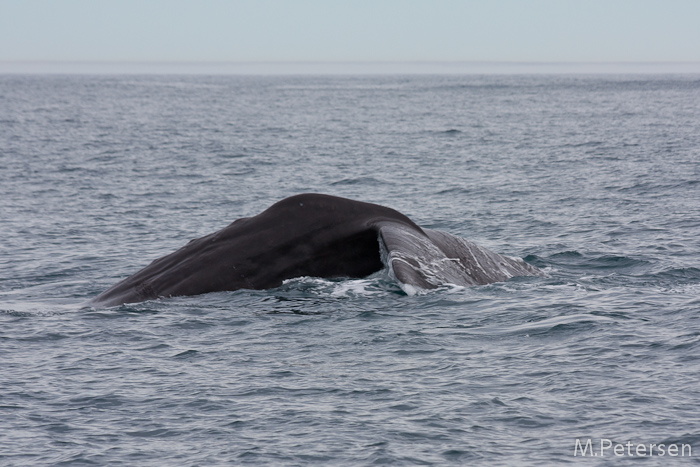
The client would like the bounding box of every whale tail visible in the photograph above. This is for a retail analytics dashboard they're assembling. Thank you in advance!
[91,194,544,306]
[378,223,544,294]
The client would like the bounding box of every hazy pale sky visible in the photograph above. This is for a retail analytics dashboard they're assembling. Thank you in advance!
[1,0,699,63]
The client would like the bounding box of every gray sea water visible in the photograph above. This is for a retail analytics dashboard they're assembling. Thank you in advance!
[1,74,700,465]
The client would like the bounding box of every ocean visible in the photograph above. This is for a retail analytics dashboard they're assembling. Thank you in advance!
[1,73,699,465]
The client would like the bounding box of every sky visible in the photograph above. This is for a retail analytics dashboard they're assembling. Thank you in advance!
[1,0,700,72]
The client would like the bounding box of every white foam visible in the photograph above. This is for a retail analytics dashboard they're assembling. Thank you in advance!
[280,275,388,298]
[330,279,375,297]
[398,282,419,296]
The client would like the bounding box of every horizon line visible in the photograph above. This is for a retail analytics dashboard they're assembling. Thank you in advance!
[2,60,700,75]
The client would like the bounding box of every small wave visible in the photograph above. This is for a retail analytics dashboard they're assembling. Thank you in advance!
[0,301,82,316]
[508,313,615,334]
[436,187,470,195]
[655,267,700,282]
[546,251,583,259]
[423,128,463,136]
[172,349,201,359]
[544,251,650,273]
[665,282,700,295]
[222,168,255,176]
[329,177,387,186]
[584,255,650,271]
[522,254,548,269]
[455,313,616,337]
[260,126,289,133]
[616,179,700,194]
[559,140,605,148]
[648,267,700,291]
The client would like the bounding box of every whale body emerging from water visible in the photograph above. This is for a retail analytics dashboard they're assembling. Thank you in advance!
[91,193,543,307]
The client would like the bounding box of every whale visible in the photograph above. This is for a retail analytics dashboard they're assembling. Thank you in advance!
[91,193,544,307]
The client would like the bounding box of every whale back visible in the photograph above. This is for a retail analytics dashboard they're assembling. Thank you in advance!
[91,194,418,306]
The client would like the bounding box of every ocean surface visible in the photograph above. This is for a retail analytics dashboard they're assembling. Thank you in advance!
[1,74,700,465]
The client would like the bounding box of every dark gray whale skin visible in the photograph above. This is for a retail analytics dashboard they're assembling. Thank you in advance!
[91,193,543,307]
